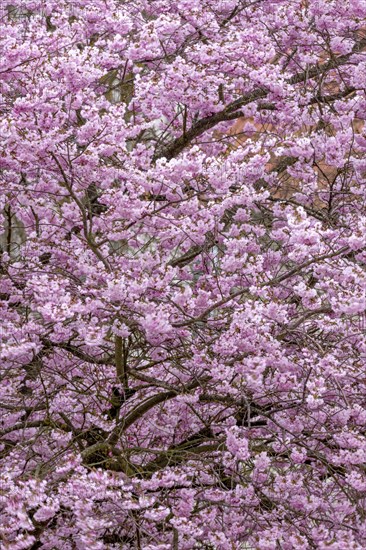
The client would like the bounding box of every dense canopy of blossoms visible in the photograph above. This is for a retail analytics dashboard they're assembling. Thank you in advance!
[1,0,366,548]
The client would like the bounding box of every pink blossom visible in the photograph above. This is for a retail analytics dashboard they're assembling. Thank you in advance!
[0,1,366,547]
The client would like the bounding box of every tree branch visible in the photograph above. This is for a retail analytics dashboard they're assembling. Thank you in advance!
[154,38,366,162]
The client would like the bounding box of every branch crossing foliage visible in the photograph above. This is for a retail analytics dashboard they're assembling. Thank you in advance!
[0,0,366,548]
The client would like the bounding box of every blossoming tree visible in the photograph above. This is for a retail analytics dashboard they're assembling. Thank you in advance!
[1,0,366,548]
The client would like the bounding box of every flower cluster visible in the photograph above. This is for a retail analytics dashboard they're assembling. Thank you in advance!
[0,0,366,548]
